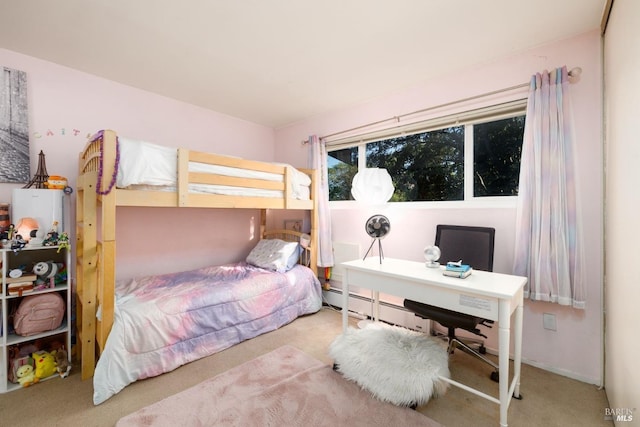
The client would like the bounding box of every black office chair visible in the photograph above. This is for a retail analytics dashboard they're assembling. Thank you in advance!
[403,224,500,382]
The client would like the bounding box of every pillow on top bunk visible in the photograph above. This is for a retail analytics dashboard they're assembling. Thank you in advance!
[246,239,301,273]
[117,137,177,187]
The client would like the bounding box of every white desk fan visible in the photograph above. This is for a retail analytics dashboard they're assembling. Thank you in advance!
[424,245,441,268]
[362,214,390,264]
[357,214,391,329]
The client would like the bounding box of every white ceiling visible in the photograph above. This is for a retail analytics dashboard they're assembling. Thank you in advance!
[1,0,605,128]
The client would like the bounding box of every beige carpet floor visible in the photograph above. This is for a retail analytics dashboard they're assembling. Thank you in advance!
[0,307,613,427]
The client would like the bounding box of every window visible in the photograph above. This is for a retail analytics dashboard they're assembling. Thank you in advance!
[366,126,464,201]
[328,147,358,201]
[327,103,525,202]
[473,116,525,197]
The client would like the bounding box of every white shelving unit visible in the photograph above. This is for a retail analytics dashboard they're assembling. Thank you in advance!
[0,245,71,393]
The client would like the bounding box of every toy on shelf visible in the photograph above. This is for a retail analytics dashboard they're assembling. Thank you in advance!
[56,232,70,253]
[33,350,57,380]
[43,221,60,246]
[5,224,28,252]
[33,261,64,288]
[53,348,71,378]
[16,365,39,387]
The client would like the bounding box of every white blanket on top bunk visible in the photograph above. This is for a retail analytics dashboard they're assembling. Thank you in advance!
[117,138,311,199]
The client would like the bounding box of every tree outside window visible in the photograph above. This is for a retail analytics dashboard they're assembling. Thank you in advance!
[327,113,525,202]
[328,147,358,201]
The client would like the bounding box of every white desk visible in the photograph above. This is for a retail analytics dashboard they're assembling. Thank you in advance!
[341,258,526,427]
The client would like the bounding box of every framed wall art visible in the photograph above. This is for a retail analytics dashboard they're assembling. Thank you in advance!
[0,66,30,183]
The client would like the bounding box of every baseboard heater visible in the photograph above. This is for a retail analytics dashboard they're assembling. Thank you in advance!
[322,287,430,333]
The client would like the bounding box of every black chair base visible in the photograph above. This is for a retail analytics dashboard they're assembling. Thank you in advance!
[448,335,499,382]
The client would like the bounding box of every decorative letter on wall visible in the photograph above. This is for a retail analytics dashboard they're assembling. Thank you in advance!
[0,66,30,183]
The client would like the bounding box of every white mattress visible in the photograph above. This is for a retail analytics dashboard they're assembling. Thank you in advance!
[116,137,311,200]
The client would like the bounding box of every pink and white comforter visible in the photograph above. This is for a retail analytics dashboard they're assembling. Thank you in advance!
[93,262,322,404]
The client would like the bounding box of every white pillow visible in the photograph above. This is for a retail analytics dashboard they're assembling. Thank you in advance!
[117,137,177,187]
[246,239,300,273]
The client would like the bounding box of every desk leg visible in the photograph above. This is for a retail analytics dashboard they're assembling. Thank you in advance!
[498,304,511,427]
[513,301,523,399]
[373,291,380,321]
[342,281,349,333]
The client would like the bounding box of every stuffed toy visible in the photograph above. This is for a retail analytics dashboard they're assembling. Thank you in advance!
[33,350,57,379]
[43,230,60,246]
[53,348,71,378]
[16,364,38,387]
[33,261,64,288]
[56,232,70,253]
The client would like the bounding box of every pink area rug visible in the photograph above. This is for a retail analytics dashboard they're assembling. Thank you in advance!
[116,345,442,427]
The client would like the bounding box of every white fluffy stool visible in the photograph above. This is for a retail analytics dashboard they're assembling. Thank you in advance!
[329,322,450,407]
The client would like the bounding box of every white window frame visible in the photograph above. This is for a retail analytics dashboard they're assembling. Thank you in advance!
[327,100,527,209]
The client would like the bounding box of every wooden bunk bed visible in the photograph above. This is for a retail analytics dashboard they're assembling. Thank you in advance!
[76,129,319,382]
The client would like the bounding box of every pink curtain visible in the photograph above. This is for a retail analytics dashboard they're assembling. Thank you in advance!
[308,135,334,267]
[513,66,585,308]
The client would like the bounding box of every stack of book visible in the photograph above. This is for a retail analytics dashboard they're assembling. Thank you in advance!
[6,274,37,296]
[443,262,472,279]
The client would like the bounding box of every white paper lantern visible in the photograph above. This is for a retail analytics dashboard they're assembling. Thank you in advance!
[351,168,394,205]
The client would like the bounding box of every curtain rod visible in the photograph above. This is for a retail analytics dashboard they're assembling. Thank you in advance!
[316,66,582,143]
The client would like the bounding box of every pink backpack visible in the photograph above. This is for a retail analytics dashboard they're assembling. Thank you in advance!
[13,293,65,336]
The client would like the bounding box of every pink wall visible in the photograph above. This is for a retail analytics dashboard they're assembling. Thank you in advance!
[0,29,605,384]
[0,49,275,280]
[275,31,604,384]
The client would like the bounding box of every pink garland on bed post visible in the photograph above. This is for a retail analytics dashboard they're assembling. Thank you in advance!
[91,130,120,195]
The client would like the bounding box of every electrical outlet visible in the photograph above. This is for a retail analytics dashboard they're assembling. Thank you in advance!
[543,313,557,331]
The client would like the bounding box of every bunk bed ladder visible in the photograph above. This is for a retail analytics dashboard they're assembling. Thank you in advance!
[96,192,116,354]
[76,170,98,380]
[76,130,118,380]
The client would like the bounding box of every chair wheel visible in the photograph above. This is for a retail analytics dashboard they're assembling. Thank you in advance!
[479,345,487,354]
[490,371,499,382]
